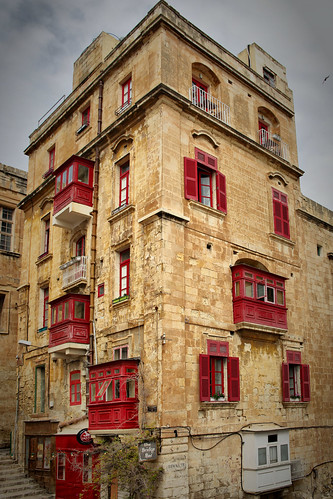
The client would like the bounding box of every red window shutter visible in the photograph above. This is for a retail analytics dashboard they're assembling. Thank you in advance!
[272,188,290,239]
[184,158,198,201]
[282,363,290,401]
[301,364,310,401]
[286,350,301,364]
[281,204,290,238]
[195,148,217,170]
[227,357,240,401]
[207,340,229,357]
[199,354,210,401]
[216,171,227,213]
[273,199,283,234]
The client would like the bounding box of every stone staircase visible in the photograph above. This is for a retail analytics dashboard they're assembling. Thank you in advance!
[0,448,55,498]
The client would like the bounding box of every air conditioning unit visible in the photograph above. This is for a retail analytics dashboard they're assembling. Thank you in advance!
[290,460,303,481]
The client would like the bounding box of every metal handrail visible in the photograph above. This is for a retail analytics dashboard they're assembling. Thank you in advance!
[258,129,289,161]
[62,256,87,288]
[189,86,230,125]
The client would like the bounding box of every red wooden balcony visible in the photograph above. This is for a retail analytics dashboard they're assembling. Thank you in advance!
[53,156,94,229]
[232,264,287,331]
[48,294,90,359]
[88,359,139,431]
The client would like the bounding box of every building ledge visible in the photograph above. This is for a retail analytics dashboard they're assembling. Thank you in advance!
[269,233,296,246]
[188,200,226,219]
[36,252,53,265]
[108,204,135,224]
[138,208,190,226]
[235,322,287,341]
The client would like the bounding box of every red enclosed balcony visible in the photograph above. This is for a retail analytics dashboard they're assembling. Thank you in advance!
[232,264,287,332]
[88,359,139,432]
[48,294,90,359]
[53,156,94,229]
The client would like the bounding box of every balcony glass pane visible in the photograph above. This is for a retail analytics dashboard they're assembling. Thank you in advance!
[267,287,275,303]
[106,380,113,401]
[126,379,135,398]
[257,283,265,300]
[68,165,73,183]
[64,301,69,319]
[281,444,289,461]
[277,290,284,305]
[58,304,63,322]
[74,301,85,319]
[56,176,61,193]
[234,281,240,297]
[78,165,89,184]
[269,446,278,463]
[245,281,254,297]
[115,380,120,399]
[258,447,267,465]
[90,383,96,402]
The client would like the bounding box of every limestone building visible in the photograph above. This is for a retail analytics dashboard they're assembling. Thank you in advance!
[0,163,27,448]
[16,2,332,497]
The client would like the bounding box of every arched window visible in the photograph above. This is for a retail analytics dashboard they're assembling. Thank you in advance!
[76,236,85,257]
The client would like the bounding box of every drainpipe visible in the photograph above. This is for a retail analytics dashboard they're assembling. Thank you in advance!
[89,80,103,367]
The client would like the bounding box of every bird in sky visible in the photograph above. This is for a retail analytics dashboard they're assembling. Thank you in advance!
[322,75,330,84]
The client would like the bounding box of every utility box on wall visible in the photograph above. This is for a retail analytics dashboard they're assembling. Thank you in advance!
[242,425,292,494]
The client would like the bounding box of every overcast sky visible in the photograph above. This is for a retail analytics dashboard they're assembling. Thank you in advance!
[0,0,332,209]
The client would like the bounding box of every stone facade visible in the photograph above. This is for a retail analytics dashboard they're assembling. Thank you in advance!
[16,2,332,497]
[0,163,27,448]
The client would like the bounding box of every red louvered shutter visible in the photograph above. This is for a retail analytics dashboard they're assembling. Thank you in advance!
[199,354,210,401]
[207,340,229,357]
[281,204,290,239]
[195,148,217,170]
[227,357,240,401]
[282,363,290,401]
[216,171,227,213]
[184,158,198,200]
[272,188,290,239]
[301,364,310,401]
[286,351,301,364]
[273,199,283,235]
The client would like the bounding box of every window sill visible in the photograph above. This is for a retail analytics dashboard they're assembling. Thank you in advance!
[269,233,295,246]
[75,123,91,138]
[112,295,130,307]
[0,250,20,258]
[283,401,309,407]
[36,252,53,265]
[108,204,135,224]
[189,200,226,219]
[37,327,48,333]
[42,169,54,179]
[200,401,238,409]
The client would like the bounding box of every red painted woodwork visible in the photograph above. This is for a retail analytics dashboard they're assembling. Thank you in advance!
[232,264,287,329]
[301,364,311,402]
[184,148,227,213]
[49,294,90,348]
[199,341,240,403]
[272,188,290,239]
[199,354,210,402]
[53,156,94,215]
[227,357,240,401]
[55,434,99,499]
[88,359,139,430]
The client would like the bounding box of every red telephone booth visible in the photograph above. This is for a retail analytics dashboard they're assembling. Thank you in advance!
[55,434,99,499]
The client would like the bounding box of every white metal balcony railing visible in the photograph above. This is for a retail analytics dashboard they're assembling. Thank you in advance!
[189,86,230,125]
[258,129,289,162]
[115,100,132,116]
[60,256,87,288]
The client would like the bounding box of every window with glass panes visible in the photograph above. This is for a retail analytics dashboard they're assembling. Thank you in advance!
[119,162,129,206]
[0,206,14,251]
[70,371,81,405]
[122,78,132,106]
[119,249,130,297]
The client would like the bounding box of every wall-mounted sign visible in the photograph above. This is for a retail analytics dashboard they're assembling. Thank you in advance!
[138,441,157,462]
[76,429,93,446]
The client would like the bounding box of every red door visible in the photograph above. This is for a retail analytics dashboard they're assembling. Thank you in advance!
[55,435,99,499]
[192,79,208,108]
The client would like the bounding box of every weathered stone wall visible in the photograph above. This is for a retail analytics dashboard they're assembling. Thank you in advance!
[0,164,27,447]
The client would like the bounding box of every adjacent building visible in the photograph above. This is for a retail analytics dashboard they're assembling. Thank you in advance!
[16,2,332,498]
[0,163,27,448]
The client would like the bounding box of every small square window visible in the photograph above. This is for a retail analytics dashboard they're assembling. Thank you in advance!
[82,106,90,126]
[98,283,105,297]
[317,244,322,256]
[263,67,276,87]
